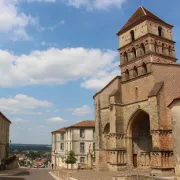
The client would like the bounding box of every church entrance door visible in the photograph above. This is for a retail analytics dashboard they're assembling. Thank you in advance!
[133,154,137,167]
[131,110,152,168]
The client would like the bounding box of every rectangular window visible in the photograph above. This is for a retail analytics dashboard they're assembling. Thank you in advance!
[60,143,64,151]
[61,133,64,140]
[93,129,95,138]
[80,143,85,153]
[80,129,85,138]
[80,157,85,163]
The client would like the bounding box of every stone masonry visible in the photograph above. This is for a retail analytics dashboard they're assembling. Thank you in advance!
[93,6,180,172]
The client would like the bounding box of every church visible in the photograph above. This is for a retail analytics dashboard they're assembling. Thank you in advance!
[93,6,180,172]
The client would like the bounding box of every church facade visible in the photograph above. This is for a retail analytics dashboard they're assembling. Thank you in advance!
[93,6,180,172]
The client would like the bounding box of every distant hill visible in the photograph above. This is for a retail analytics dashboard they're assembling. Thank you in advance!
[9,143,52,152]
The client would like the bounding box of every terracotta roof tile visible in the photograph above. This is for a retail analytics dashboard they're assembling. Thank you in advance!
[148,81,164,97]
[117,6,173,35]
[51,127,66,134]
[168,97,180,108]
[65,120,95,129]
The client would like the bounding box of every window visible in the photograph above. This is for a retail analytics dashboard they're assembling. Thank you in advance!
[104,123,110,134]
[124,52,128,63]
[135,87,138,99]
[154,41,158,52]
[80,129,85,138]
[80,143,85,153]
[61,133,64,140]
[140,43,146,55]
[158,26,162,37]
[125,69,130,80]
[162,43,165,54]
[142,63,147,74]
[93,143,95,151]
[169,45,172,56]
[93,129,95,138]
[60,143,64,151]
[130,30,135,41]
[132,47,136,58]
[133,66,138,77]
[80,157,85,163]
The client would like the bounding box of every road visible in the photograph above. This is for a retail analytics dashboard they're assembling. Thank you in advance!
[0,168,56,180]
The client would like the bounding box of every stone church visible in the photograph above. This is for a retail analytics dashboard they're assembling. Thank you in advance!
[93,6,180,172]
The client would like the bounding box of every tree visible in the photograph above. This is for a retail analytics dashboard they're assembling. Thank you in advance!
[65,151,77,168]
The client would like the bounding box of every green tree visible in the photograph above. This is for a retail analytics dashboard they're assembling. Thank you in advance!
[65,151,77,168]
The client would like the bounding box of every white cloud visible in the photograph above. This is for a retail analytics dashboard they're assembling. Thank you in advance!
[0,48,118,90]
[13,118,29,123]
[47,117,67,123]
[65,0,126,10]
[0,0,37,40]
[26,0,56,2]
[65,105,92,116]
[0,94,53,115]
[48,20,65,31]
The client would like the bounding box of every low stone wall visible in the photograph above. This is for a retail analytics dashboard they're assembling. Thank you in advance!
[112,175,173,180]
[50,170,78,180]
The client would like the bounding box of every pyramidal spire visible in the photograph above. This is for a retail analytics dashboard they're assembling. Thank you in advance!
[116,6,173,36]
[140,6,147,15]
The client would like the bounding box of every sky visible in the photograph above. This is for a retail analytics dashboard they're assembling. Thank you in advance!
[0,0,180,144]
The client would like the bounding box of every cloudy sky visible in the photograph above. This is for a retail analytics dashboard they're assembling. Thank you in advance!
[0,0,180,144]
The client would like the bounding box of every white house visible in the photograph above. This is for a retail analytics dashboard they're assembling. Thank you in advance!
[51,120,95,169]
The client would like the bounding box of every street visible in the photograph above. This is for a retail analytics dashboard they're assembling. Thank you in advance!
[0,168,56,180]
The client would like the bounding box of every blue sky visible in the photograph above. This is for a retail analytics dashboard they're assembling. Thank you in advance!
[0,0,180,144]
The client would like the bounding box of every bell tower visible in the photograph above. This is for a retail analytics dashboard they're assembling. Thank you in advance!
[116,6,177,82]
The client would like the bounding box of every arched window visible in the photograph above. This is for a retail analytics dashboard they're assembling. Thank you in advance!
[158,26,162,37]
[132,47,136,59]
[154,41,158,53]
[130,30,135,42]
[104,123,110,134]
[169,45,171,56]
[133,66,138,77]
[125,69,130,80]
[162,43,165,54]
[124,52,128,63]
[140,43,146,55]
[135,87,138,99]
[142,63,148,74]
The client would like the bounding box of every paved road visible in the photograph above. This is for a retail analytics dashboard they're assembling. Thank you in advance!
[0,168,56,180]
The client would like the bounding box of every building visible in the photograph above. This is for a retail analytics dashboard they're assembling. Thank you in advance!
[168,98,180,180]
[93,6,180,172]
[51,120,95,169]
[0,112,11,165]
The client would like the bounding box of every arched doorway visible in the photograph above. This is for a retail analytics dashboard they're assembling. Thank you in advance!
[127,110,152,168]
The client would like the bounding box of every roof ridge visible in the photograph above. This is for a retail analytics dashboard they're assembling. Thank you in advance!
[140,6,147,15]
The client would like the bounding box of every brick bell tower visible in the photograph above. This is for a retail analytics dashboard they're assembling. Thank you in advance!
[116,6,177,172]
[94,5,180,172]
[117,6,176,81]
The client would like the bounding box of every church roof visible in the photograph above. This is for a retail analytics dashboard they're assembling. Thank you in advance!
[117,6,173,36]
[168,97,180,108]
[148,81,164,97]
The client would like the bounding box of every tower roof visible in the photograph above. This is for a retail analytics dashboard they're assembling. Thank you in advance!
[117,6,173,36]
